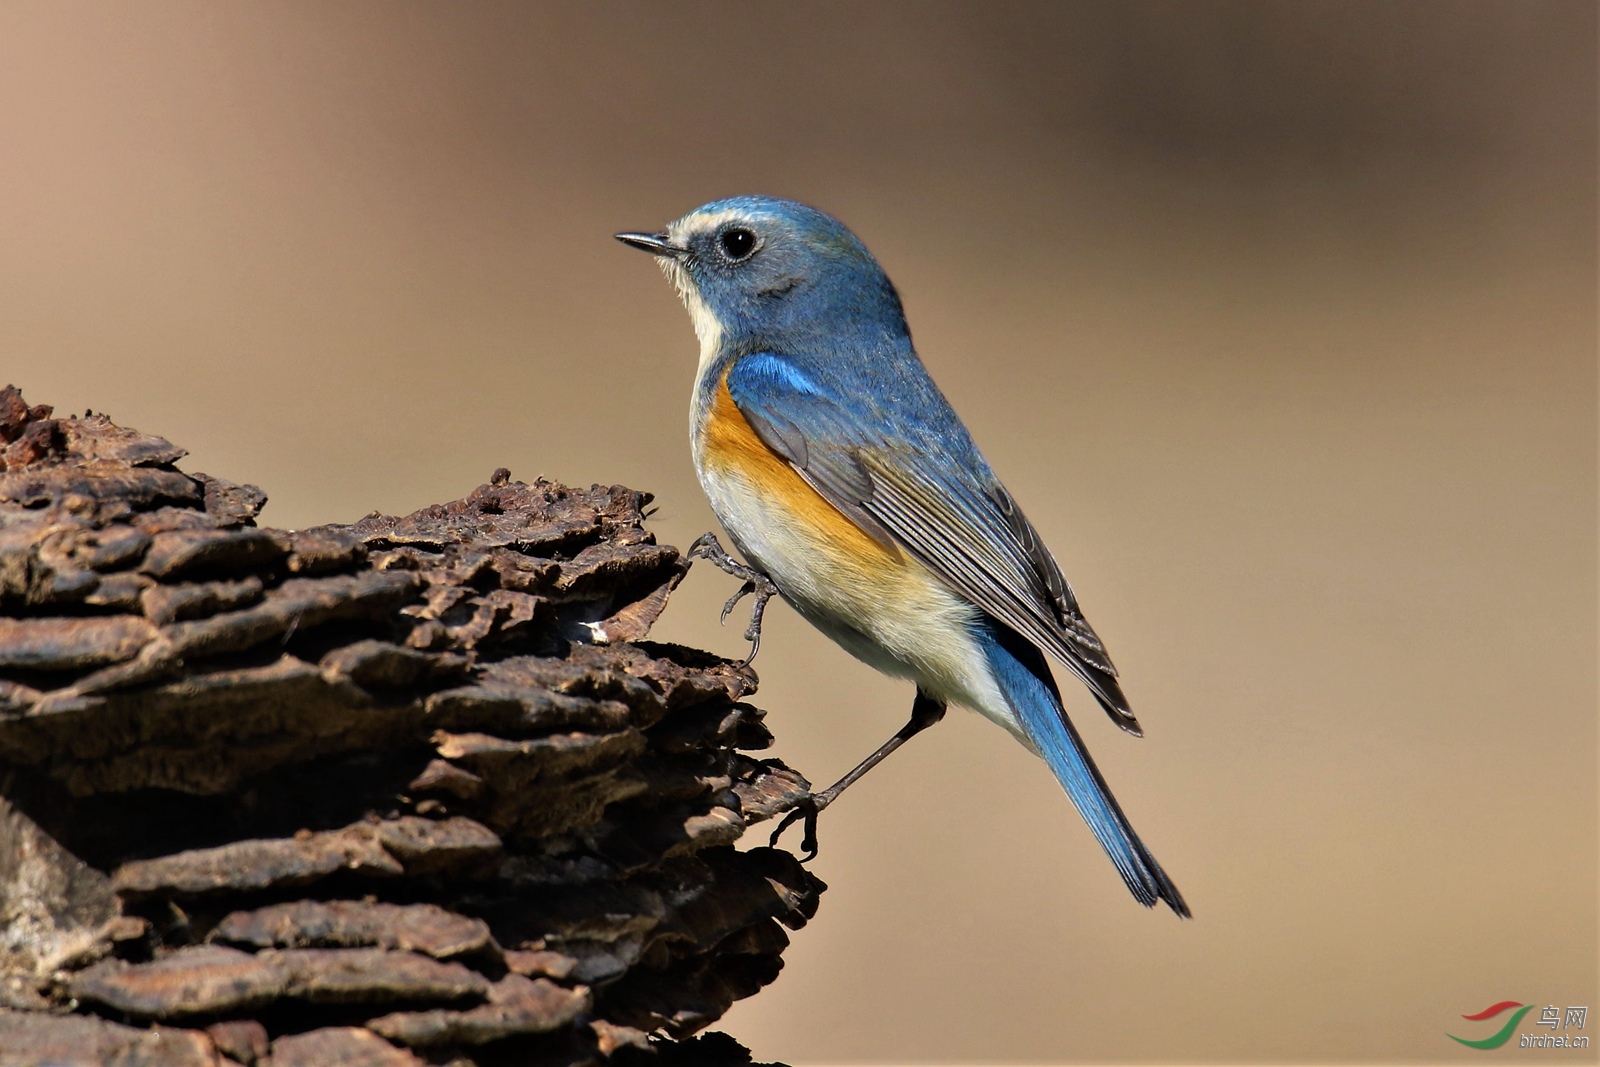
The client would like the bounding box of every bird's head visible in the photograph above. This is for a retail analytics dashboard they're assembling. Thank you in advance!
[617,196,908,361]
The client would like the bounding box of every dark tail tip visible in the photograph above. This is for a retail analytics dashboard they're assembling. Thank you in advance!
[1138,848,1191,918]
[1159,875,1192,919]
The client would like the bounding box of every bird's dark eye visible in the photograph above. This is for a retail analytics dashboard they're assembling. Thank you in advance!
[719,227,757,261]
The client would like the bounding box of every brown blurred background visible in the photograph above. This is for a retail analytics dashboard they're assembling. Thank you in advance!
[1,2,1593,1062]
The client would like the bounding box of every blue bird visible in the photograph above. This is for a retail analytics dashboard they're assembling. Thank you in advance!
[618,196,1188,916]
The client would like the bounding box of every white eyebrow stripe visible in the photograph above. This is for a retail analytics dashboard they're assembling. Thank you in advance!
[668,208,755,244]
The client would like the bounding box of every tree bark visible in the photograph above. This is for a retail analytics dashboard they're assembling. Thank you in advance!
[0,386,817,1067]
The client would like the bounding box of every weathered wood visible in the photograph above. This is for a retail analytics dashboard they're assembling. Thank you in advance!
[0,386,815,1066]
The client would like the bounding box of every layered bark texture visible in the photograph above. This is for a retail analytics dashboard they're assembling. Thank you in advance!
[0,386,819,1066]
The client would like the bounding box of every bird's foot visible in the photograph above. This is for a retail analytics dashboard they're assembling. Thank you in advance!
[686,532,780,665]
[769,794,824,862]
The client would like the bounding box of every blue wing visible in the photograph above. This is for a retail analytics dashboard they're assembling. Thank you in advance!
[725,350,1143,735]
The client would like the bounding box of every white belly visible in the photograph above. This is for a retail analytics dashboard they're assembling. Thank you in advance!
[694,455,1028,744]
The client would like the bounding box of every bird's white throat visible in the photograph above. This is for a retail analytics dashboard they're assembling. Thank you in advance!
[657,258,723,377]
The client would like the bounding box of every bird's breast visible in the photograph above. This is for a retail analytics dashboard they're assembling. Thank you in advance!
[691,367,1009,727]
[693,366,896,580]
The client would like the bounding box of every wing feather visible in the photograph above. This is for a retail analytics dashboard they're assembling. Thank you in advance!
[727,352,1142,735]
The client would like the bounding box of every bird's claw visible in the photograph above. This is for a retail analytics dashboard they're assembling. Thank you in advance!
[769,795,821,861]
[686,533,779,665]
[719,581,755,626]
[732,579,777,665]
[685,532,726,565]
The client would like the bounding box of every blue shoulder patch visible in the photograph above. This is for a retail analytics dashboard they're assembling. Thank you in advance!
[728,352,824,400]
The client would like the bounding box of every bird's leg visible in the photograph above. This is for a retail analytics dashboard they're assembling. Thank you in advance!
[685,532,780,665]
[771,690,948,861]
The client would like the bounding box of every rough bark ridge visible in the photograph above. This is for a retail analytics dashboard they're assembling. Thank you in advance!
[0,386,819,1067]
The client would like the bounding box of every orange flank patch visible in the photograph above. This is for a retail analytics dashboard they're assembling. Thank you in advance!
[701,370,900,568]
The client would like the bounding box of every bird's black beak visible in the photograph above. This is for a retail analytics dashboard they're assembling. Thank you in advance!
[615,231,687,258]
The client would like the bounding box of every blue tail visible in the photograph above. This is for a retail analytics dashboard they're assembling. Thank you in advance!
[980,621,1190,917]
